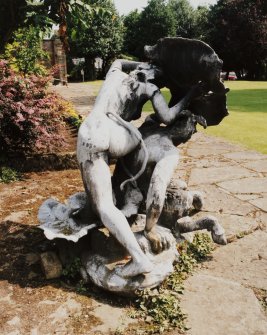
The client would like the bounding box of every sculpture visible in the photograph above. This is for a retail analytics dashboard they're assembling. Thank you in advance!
[39,37,229,294]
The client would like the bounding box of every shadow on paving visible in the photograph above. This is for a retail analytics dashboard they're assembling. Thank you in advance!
[0,220,133,308]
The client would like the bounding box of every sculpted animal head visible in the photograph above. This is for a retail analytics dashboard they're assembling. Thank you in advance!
[189,88,230,126]
[144,37,223,92]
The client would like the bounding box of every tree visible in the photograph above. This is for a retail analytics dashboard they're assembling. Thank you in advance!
[0,0,106,54]
[122,10,141,58]
[207,0,267,80]
[67,0,123,79]
[123,0,176,58]
[168,0,195,38]
[4,26,49,75]
[192,6,210,41]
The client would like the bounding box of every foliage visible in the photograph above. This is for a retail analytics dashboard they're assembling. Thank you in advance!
[133,233,214,334]
[123,0,176,58]
[67,0,123,79]
[0,0,108,53]
[0,59,72,155]
[4,26,49,76]
[62,257,82,279]
[122,10,142,58]
[0,167,21,183]
[207,0,267,80]
[168,0,195,38]
[192,5,210,41]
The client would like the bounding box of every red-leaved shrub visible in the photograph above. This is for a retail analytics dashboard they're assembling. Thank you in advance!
[0,60,67,155]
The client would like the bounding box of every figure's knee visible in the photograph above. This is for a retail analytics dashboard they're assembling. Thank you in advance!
[191,191,204,211]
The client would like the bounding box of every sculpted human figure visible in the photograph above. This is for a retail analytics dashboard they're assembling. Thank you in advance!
[77,59,201,277]
[113,109,227,252]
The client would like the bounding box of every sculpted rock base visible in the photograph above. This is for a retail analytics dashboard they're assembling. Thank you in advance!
[82,218,178,294]
[38,187,226,295]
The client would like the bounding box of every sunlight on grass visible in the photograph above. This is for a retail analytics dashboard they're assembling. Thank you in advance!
[87,80,267,154]
[144,81,267,154]
[85,80,103,95]
[204,81,267,154]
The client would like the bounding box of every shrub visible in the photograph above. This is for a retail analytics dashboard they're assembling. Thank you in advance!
[0,166,21,183]
[0,60,74,155]
[4,26,49,76]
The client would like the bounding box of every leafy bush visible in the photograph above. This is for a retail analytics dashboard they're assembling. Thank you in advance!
[133,233,214,334]
[0,60,78,155]
[0,166,21,183]
[4,26,49,76]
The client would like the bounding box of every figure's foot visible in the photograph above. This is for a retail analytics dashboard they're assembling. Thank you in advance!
[114,258,153,278]
[144,226,173,254]
[211,231,227,245]
[210,218,227,245]
[191,191,204,211]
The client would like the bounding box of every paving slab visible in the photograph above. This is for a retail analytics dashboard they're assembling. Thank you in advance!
[222,151,266,162]
[242,159,267,173]
[196,184,256,216]
[186,146,230,157]
[192,211,259,238]
[201,230,267,290]
[249,196,267,212]
[235,193,263,201]
[181,273,267,335]
[188,165,256,186]
[218,176,267,195]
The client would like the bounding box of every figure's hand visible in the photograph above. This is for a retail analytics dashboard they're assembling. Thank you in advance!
[144,227,173,254]
[194,115,207,128]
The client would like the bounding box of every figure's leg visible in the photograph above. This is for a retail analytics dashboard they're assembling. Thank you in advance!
[120,184,143,218]
[82,156,153,277]
[145,153,179,252]
[176,215,227,245]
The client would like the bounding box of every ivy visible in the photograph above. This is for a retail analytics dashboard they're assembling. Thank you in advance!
[132,233,214,334]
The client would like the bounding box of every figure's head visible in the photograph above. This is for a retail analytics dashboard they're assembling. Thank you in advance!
[189,88,230,126]
[132,63,166,88]
[168,110,207,146]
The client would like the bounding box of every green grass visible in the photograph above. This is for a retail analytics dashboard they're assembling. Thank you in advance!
[88,80,267,154]
[204,81,267,154]
[144,81,267,154]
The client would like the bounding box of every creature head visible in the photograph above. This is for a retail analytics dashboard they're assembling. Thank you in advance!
[131,63,166,88]
[168,110,199,146]
[144,37,223,90]
[189,87,230,126]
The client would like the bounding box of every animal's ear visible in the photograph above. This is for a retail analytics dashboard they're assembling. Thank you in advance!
[225,87,230,93]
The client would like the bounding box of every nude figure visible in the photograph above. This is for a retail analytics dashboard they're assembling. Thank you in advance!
[113,110,227,253]
[77,60,200,278]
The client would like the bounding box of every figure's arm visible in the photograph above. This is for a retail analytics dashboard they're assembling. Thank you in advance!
[109,59,144,73]
[148,83,203,125]
[144,151,179,253]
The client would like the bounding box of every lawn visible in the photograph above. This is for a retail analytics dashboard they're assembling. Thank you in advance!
[143,81,267,154]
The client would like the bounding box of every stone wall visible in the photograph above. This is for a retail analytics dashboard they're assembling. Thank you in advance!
[42,35,67,85]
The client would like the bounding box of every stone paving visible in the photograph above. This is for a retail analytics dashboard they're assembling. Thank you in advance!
[0,82,266,334]
[178,133,267,335]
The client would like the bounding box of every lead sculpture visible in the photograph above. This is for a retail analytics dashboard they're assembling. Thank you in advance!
[38,37,229,294]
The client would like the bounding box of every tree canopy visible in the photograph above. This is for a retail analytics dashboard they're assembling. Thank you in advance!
[123,0,176,58]
[207,0,267,79]
[0,0,105,53]
[67,0,123,79]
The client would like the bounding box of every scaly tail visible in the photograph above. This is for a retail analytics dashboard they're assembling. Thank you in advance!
[107,112,148,191]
